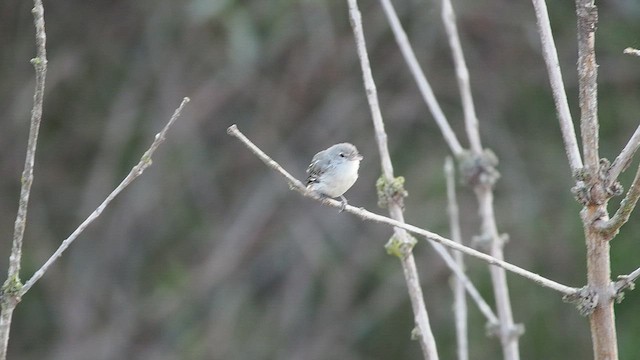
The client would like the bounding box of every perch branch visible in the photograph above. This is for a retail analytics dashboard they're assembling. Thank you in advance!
[227,124,579,297]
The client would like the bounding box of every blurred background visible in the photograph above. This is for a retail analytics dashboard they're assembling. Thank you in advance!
[2,0,640,359]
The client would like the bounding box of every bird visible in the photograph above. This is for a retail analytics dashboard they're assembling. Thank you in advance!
[305,143,363,211]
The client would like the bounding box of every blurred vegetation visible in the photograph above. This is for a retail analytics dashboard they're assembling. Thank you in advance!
[2,0,640,359]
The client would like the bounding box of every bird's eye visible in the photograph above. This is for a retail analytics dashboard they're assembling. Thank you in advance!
[339,153,346,158]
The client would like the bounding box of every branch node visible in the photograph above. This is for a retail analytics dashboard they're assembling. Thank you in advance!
[410,326,422,341]
[1,274,23,307]
[457,149,500,188]
[563,286,598,316]
[485,322,524,340]
[471,232,508,250]
[376,175,408,209]
[571,158,621,205]
[577,3,598,34]
[385,233,417,259]
[613,274,636,302]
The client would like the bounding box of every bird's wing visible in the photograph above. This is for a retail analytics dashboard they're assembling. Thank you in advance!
[306,150,331,185]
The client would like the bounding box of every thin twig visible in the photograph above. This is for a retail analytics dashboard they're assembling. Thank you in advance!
[379,0,464,157]
[596,162,640,233]
[614,266,640,294]
[347,1,438,357]
[607,125,640,187]
[227,124,579,296]
[445,157,469,360]
[1,1,47,358]
[20,97,190,296]
[531,0,583,173]
[6,0,48,286]
[441,0,481,155]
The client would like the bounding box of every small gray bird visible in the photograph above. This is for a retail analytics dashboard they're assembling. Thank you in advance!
[306,143,363,210]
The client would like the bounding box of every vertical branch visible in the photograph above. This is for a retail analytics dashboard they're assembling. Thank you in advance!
[439,0,522,357]
[531,0,583,173]
[347,1,438,358]
[0,1,47,359]
[575,1,618,358]
[476,188,522,360]
[441,0,482,154]
[582,209,617,360]
[575,0,599,172]
[7,0,47,287]
[445,158,468,360]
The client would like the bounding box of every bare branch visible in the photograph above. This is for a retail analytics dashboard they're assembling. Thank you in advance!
[441,0,481,154]
[445,157,469,360]
[20,97,190,296]
[349,0,394,180]
[347,1,438,357]
[575,0,599,172]
[1,1,48,358]
[6,0,48,286]
[379,0,464,157]
[574,1,619,358]
[227,124,579,296]
[531,0,583,173]
[607,125,640,187]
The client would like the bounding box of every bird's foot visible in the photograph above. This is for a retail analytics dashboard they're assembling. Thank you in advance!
[339,196,348,212]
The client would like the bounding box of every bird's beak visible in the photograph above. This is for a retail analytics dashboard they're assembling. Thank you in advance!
[353,154,363,161]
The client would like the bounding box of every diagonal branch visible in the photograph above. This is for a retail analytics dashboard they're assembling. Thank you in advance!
[379,0,464,157]
[20,97,190,296]
[441,0,481,154]
[607,125,640,188]
[531,0,583,173]
[227,124,579,297]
